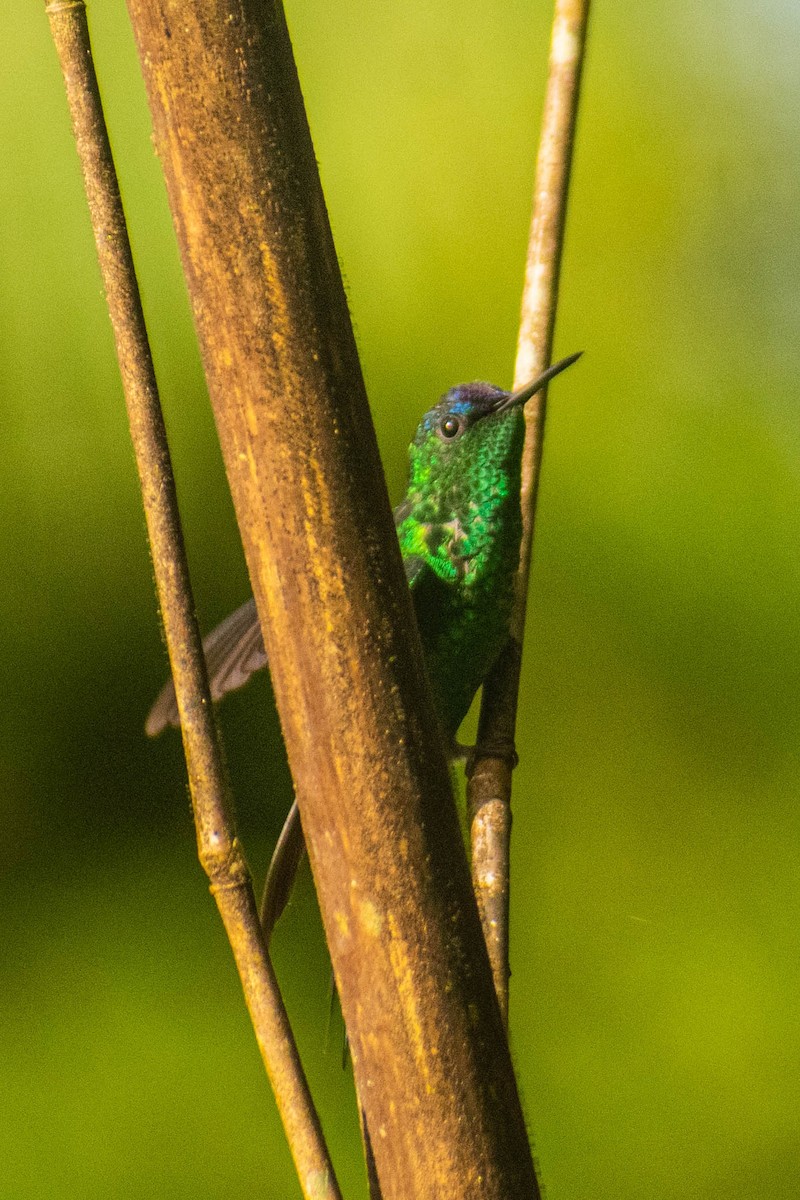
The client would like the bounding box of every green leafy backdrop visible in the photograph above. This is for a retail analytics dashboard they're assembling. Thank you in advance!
[3,2,799,1196]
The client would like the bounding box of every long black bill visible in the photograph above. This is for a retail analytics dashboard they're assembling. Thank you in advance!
[495,350,583,413]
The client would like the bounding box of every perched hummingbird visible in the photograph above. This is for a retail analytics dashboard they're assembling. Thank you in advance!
[147,352,580,931]
[146,351,581,743]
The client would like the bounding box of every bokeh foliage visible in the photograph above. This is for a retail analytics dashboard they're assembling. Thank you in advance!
[3,2,800,1197]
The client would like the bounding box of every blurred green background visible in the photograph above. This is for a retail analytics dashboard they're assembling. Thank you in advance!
[3,1,800,1196]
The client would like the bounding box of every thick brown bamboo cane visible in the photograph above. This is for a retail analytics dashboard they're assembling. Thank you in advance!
[123,1,541,1197]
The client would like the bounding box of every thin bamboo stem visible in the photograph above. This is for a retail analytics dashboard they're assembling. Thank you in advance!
[467,0,591,1028]
[44,5,340,1197]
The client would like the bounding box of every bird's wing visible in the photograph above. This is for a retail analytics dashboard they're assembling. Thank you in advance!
[148,501,439,734]
[145,597,267,735]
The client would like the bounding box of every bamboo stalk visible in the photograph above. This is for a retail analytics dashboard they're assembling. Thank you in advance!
[467,0,592,1027]
[44,5,340,1197]
[122,0,541,1195]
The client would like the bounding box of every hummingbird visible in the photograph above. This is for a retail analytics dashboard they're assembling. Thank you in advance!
[146,351,580,743]
[146,351,580,929]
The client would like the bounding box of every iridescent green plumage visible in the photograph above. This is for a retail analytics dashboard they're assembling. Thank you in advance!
[146,354,580,741]
[395,383,525,737]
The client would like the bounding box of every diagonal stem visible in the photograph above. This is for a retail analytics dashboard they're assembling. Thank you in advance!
[124,0,542,1192]
[44,4,341,1197]
[467,0,592,1028]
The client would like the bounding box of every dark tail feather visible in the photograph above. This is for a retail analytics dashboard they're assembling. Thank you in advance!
[145,596,267,736]
[259,800,307,941]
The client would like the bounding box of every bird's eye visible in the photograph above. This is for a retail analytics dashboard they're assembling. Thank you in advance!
[439,415,462,440]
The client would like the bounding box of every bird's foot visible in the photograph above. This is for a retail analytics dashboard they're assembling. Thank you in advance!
[451,737,519,777]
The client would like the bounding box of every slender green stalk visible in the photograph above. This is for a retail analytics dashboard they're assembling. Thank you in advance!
[44,5,340,1197]
[468,0,592,1027]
